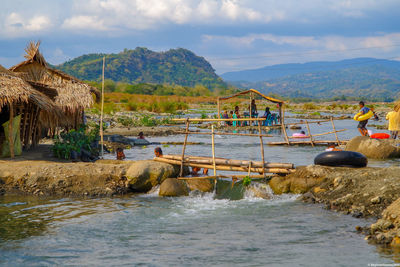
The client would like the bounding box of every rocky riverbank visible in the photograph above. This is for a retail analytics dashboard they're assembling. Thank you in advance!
[269,165,400,248]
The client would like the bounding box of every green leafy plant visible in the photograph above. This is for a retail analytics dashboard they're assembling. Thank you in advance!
[243,176,252,187]
[52,124,101,159]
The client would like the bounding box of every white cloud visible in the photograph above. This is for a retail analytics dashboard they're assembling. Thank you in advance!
[62,15,108,31]
[1,12,52,38]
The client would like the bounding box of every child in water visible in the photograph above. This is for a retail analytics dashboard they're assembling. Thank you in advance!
[116,147,126,160]
[154,147,163,157]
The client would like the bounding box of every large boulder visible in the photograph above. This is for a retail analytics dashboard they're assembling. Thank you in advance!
[126,160,181,192]
[269,176,291,194]
[345,136,400,159]
[185,178,214,192]
[159,178,189,197]
[269,166,328,194]
[104,134,135,146]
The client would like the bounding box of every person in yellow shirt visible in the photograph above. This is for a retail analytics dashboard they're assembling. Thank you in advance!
[386,103,400,139]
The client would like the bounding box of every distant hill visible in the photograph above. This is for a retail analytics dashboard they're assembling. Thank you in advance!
[222,58,400,101]
[55,47,227,89]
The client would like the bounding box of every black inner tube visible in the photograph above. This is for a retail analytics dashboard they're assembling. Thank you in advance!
[314,151,367,168]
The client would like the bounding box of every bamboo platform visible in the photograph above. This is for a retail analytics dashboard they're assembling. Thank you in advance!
[267,140,348,146]
[154,154,295,175]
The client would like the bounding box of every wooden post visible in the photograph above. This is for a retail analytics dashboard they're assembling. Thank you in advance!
[249,92,252,126]
[180,118,190,177]
[280,105,290,145]
[247,161,252,177]
[100,56,105,158]
[305,120,314,147]
[211,125,217,177]
[8,103,14,158]
[278,103,283,125]
[217,97,221,127]
[331,117,340,145]
[258,123,265,178]
[21,104,29,148]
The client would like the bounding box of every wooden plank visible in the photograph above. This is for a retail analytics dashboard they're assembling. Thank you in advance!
[305,120,314,147]
[8,103,14,158]
[154,157,294,174]
[287,129,346,139]
[180,119,190,177]
[163,154,294,169]
[177,174,268,180]
[258,123,265,178]
[331,117,341,145]
[211,125,217,177]
[178,131,273,138]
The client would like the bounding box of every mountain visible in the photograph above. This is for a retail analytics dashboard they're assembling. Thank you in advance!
[222,58,400,101]
[55,47,227,89]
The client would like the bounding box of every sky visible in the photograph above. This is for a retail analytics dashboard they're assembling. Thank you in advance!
[1,0,400,74]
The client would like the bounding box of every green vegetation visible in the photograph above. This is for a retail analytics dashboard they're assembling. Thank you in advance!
[52,125,100,159]
[243,176,252,187]
[55,47,227,90]
[86,80,237,97]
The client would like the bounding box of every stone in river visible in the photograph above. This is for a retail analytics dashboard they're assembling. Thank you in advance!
[159,178,189,197]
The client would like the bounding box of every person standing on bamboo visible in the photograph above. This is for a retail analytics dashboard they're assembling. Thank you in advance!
[386,103,400,139]
[251,100,258,125]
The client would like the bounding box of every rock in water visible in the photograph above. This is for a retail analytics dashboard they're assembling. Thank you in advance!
[345,136,400,159]
[126,160,180,192]
[159,178,189,197]
[185,179,214,192]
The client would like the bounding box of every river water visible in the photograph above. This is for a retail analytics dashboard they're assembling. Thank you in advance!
[1,115,399,266]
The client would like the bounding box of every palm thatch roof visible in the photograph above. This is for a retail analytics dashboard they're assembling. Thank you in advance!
[0,64,58,113]
[10,41,100,113]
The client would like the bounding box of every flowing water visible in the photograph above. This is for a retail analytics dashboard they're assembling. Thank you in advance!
[1,116,400,266]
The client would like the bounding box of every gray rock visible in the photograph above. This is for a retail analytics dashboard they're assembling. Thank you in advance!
[345,136,400,159]
[126,160,182,192]
[159,178,189,197]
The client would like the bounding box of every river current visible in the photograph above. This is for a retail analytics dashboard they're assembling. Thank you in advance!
[1,115,399,266]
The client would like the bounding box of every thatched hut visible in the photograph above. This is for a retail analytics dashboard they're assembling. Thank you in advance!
[10,42,100,130]
[0,64,60,156]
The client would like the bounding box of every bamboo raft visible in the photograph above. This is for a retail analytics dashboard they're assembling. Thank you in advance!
[154,154,295,175]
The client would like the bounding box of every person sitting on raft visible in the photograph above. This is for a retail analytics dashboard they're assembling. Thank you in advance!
[386,103,400,139]
[154,147,163,158]
[222,110,229,126]
[233,110,241,127]
[357,101,370,136]
[116,147,126,160]
[138,132,145,139]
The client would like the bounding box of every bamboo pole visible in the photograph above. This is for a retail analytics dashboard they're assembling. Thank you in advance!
[217,97,221,127]
[247,161,252,177]
[178,131,273,138]
[287,129,346,139]
[180,119,190,177]
[162,155,294,169]
[100,56,105,158]
[249,92,252,126]
[8,103,14,158]
[267,140,348,145]
[211,125,217,177]
[26,104,36,150]
[258,123,265,178]
[305,120,314,147]
[21,104,29,148]
[177,174,268,180]
[331,117,340,145]
[172,118,267,122]
[154,157,293,174]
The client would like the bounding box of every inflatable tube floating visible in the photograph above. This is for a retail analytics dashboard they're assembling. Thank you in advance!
[314,151,367,168]
[370,133,390,139]
[354,110,373,121]
[292,133,308,138]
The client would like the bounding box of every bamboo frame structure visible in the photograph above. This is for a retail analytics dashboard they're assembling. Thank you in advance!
[180,119,190,177]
